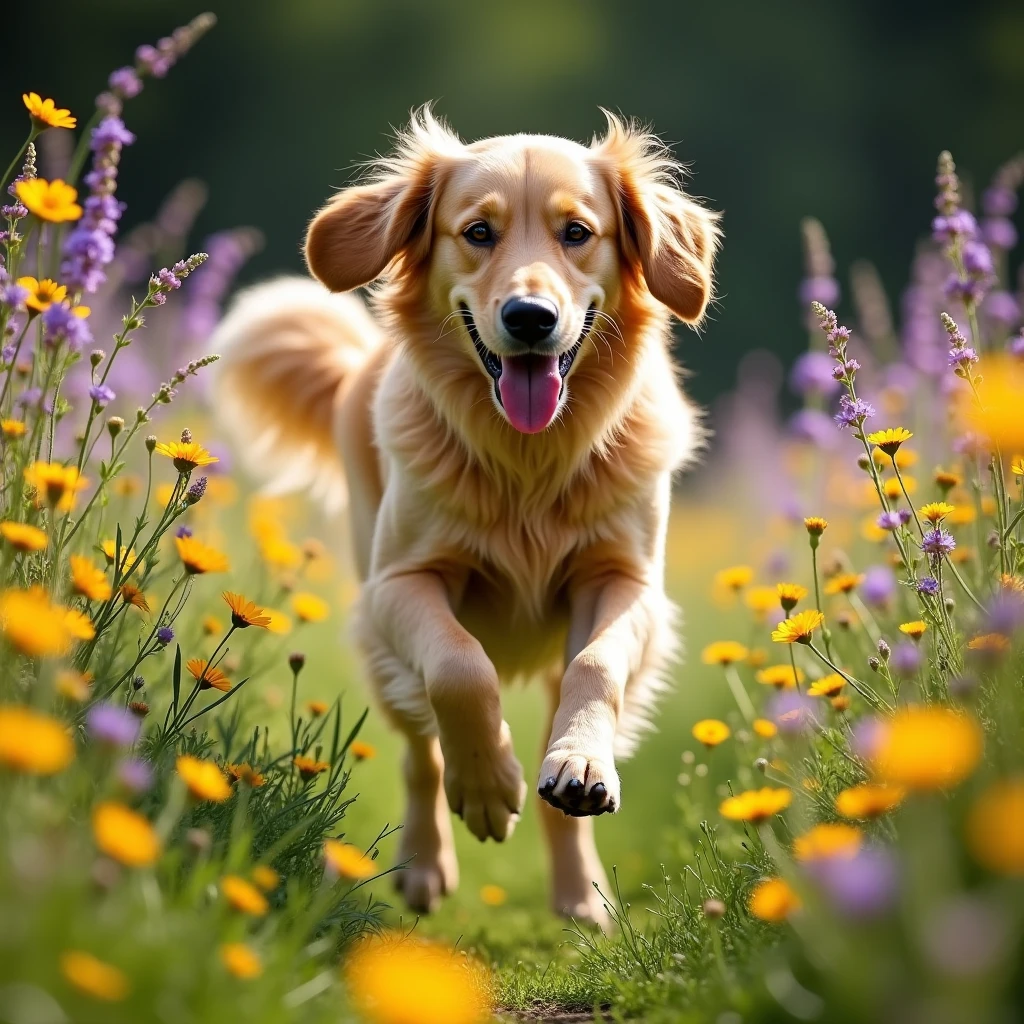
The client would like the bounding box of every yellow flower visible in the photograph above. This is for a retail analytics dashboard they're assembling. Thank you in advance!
[899,620,927,640]
[15,178,82,223]
[100,538,138,567]
[221,875,269,915]
[68,555,111,601]
[792,823,862,862]
[756,664,804,689]
[744,585,778,618]
[861,514,889,543]
[60,951,128,1002]
[752,718,777,739]
[883,475,916,500]
[835,783,905,819]
[870,706,983,790]
[831,694,851,712]
[806,673,845,697]
[771,609,824,645]
[63,608,95,641]
[966,778,1024,876]
[824,572,863,596]
[324,839,377,880]
[56,669,93,702]
[154,438,220,473]
[177,754,232,802]
[1012,457,1024,478]
[919,501,955,523]
[307,700,329,717]
[967,632,1011,655]
[803,516,828,536]
[291,591,330,623]
[258,534,303,569]
[24,461,87,510]
[16,276,67,314]
[748,878,801,923]
[22,92,77,129]
[866,426,913,456]
[701,641,749,666]
[220,943,263,979]
[958,356,1024,453]
[294,755,330,780]
[747,648,767,668]
[120,584,150,612]
[0,705,73,774]
[947,503,976,526]
[225,762,265,787]
[175,535,230,574]
[0,586,72,657]
[934,468,962,491]
[0,521,47,552]
[223,591,272,629]
[872,446,917,470]
[719,787,792,823]
[251,865,280,892]
[776,581,808,612]
[202,615,223,635]
[480,884,507,906]
[264,608,293,635]
[692,719,731,748]
[1001,574,1024,594]
[350,740,376,761]
[714,565,753,592]
[92,801,161,867]
[1,419,26,438]
[346,933,492,1024]
[112,474,143,497]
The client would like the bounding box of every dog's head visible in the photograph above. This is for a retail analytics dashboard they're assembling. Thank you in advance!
[306,109,719,436]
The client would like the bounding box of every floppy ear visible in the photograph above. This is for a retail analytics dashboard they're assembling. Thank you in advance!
[305,108,461,293]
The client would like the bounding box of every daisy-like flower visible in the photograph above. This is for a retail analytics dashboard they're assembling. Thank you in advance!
[307,700,329,718]
[692,719,731,748]
[177,754,232,802]
[899,620,928,640]
[824,572,864,596]
[831,694,852,712]
[64,608,95,642]
[883,476,916,501]
[872,446,917,470]
[350,740,377,761]
[291,591,329,623]
[16,277,68,315]
[100,538,138,567]
[264,608,293,635]
[792,823,863,862]
[120,584,150,612]
[294,755,331,780]
[324,839,377,880]
[701,640,749,666]
[92,801,161,867]
[934,468,962,492]
[866,427,913,456]
[714,565,754,592]
[251,865,280,892]
[175,535,229,574]
[756,664,804,689]
[220,943,263,980]
[23,462,87,511]
[1012,457,1024,478]
[804,516,828,536]
[0,705,74,774]
[776,582,808,612]
[922,528,956,558]
[222,591,272,629]
[771,609,825,645]
[154,437,219,473]
[202,615,224,635]
[967,632,1011,655]
[807,673,846,697]
[480,884,508,907]
[966,779,1024,876]
[1,419,27,439]
[870,706,983,790]
[221,875,269,915]
[22,92,77,130]
[258,535,303,570]
[69,555,111,601]
[56,669,92,702]
[744,586,778,618]
[186,658,231,692]
[834,783,905,819]
[748,878,801,922]
[14,178,82,223]
[719,786,792,823]
[835,395,876,429]
[753,718,778,738]
[0,521,47,553]
[919,502,955,523]
[226,762,266,787]
[60,951,129,1003]
[0,587,72,657]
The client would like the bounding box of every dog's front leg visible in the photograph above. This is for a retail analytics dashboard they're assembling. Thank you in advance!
[368,570,526,842]
[539,574,654,817]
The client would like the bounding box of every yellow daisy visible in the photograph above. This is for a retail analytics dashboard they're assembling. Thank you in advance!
[60,951,128,1002]
[719,787,792,823]
[0,586,72,657]
[92,801,161,867]
[834,783,905,819]
[866,426,913,456]
[806,673,845,697]
[803,516,828,536]
[294,755,330,780]
[291,591,329,623]
[776,582,808,612]
[222,591,272,629]
[186,658,231,692]
[714,565,754,592]
[220,943,263,979]
[701,640,749,666]
[824,572,863,596]
[22,92,76,129]
[748,878,801,922]
[14,178,82,223]
[771,610,825,645]
[899,620,928,640]
[752,718,778,739]
[16,276,67,314]
[175,535,229,575]
[324,839,377,880]
[919,502,955,524]
[0,521,47,553]
[154,438,219,473]
[756,664,804,689]
[69,554,111,601]
[792,823,862,862]
[1,419,27,439]
[692,719,731,748]
[0,705,73,774]
[221,875,269,915]
[177,754,232,802]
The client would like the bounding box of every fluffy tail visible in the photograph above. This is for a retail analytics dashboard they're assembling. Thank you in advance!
[210,277,384,511]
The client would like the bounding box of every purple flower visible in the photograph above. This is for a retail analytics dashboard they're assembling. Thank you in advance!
[92,117,136,149]
[15,387,42,410]
[89,384,115,408]
[799,276,840,308]
[185,476,207,505]
[117,757,154,794]
[40,304,92,352]
[985,590,1024,635]
[944,274,987,307]
[983,291,1020,327]
[108,66,143,99]
[962,241,994,276]
[983,185,1018,217]
[983,217,1018,251]
[834,394,875,429]
[812,845,898,919]
[850,716,884,759]
[0,283,28,312]
[175,525,193,539]
[790,351,842,397]
[1011,332,1024,358]
[890,641,921,676]
[768,691,821,734]
[931,210,977,244]
[876,511,902,532]
[922,528,956,557]
[860,565,896,606]
[917,576,940,597]
[156,625,175,645]
[87,703,141,746]
[788,409,841,449]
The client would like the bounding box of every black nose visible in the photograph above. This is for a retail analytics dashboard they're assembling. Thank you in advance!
[501,295,558,345]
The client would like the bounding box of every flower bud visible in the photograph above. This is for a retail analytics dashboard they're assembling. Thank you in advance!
[132,675,145,691]
[180,427,192,444]
[184,476,207,506]
[856,453,870,471]
[136,407,149,423]
[90,349,106,367]
[702,898,726,920]
[145,435,157,453]
[868,656,880,672]
[754,757,768,773]
[106,416,124,438]
[289,652,306,674]
[945,597,956,614]
[876,638,891,661]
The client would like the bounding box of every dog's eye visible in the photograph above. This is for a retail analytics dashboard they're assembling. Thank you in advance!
[563,221,592,246]
[463,222,494,246]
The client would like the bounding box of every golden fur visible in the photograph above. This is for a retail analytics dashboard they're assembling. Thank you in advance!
[213,109,719,925]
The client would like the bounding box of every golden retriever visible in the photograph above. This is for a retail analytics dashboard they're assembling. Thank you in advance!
[213,108,719,925]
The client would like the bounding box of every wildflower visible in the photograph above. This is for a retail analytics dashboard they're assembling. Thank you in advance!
[701,641,749,665]
[16,276,67,314]
[154,437,220,474]
[86,703,140,746]
[917,577,940,597]
[815,845,898,919]
[223,591,272,628]
[719,787,792,823]
[793,823,863,862]
[40,302,92,351]
[835,784,905,819]
[220,943,263,979]
[14,178,82,223]
[890,641,921,676]
[896,621,927,643]
[807,673,845,697]
[202,615,223,635]
[324,839,377,880]
[958,356,1024,452]
[100,538,137,566]
[692,719,731,747]
[0,521,47,553]
[307,700,329,717]
[156,625,174,646]
[748,878,801,922]
[966,779,1024,876]
[831,694,852,712]
[771,609,825,644]
[824,572,863,596]
[263,608,293,635]
[185,658,230,692]
[177,754,232,802]
[714,565,754,592]
[175,535,229,574]
[967,632,1011,655]
[148,254,208,304]
[884,475,917,500]
[185,476,207,505]
[775,583,808,613]
[56,669,92,702]
[922,528,956,558]
[22,92,76,129]
[920,502,955,523]
[252,865,280,891]
[221,875,269,915]
[804,516,828,536]
[345,933,492,1024]
[871,446,917,470]
[350,740,377,761]
[1,419,26,439]
[0,587,72,657]
[92,801,160,866]
[294,755,330,780]
[120,584,150,611]
[756,664,804,689]
[291,591,330,623]
[116,758,154,795]
[1012,457,1024,478]
[60,951,128,1002]
[744,585,779,618]
[870,706,983,790]
[259,534,303,569]
[835,394,875,429]
[934,468,961,491]
[69,555,111,601]
[225,763,265,787]
[480,884,508,907]
[753,718,778,739]
[24,462,87,510]
[0,705,73,774]
[866,427,913,457]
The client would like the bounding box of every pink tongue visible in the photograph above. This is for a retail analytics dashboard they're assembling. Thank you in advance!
[497,354,562,433]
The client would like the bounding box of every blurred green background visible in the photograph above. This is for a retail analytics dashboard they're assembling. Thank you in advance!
[6,0,1023,405]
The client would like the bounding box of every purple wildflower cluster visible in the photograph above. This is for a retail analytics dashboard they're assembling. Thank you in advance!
[42,303,92,352]
[810,303,875,431]
[922,528,956,559]
[877,509,911,532]
[940,311,978,379]
[149,252,209,306]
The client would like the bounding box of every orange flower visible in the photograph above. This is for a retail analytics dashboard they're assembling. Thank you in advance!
[869,706,982,790]
[350,740,377,761]
[92,802,161,867]
[294,755,330,780]
[835,783,905,820]
[719,787,791,823]
[15,178,82,223]
[701,641,749,666]
[222,591,272,629]
[186,658,231,692]
[0,705,73,774]
[177,754,232,802]
[22,92,77,129]
[324,839,377,880]
[748,878,801,922]
[221,875,269,915]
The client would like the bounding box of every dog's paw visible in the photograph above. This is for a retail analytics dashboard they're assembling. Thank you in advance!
[394,852,458,914]
[442,721,526,843]
[538,748,620,817]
